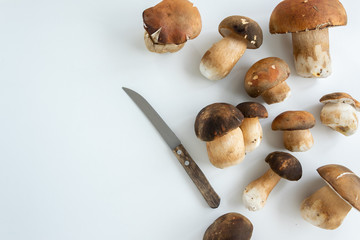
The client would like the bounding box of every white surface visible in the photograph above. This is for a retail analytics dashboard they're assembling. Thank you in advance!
[0,0,359,239]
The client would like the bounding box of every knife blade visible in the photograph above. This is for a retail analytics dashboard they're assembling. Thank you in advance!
[122,87,220,208]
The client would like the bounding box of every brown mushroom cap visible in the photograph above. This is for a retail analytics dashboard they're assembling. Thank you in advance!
[236,102,268,118]
[244,57,290,98]
[272,111,316,131]
[265,151,302,181]
[269,0,347,34]
[195,103,244,142]
[218,16,263,49]
[203,212,253,240]
[143,0,202,45]
[320,92,360,111]
[318,164,360,211]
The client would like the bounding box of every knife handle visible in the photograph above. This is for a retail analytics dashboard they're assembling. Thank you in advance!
[173,144,220,208]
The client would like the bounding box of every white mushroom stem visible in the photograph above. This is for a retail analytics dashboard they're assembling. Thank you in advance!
[243,168,281,211]
[261,81,291,104]
[206,127,245,169]
[240,118,263,153]
[144,31,184,53]
[301,185,352,230]
[283,129,314,152]
[200,34,247,80]
[291,28,331,78]
[320,102,359,136]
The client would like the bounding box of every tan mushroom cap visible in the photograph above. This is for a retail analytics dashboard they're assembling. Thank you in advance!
[143,0,202,45]
[244,57,290,98]
[265,151,302,181]
[318,164,360,211]
[236,102,268,118]
[320,92,360,111]
[269,0,347,34]
[195,103,244,142]
[272,111,316,131]
[203,212,253,240]
[218,16,263,49]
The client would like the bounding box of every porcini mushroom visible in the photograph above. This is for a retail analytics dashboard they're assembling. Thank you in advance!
[244,57,291,104]
[195,103,245,169]
[269,0,347,78]
[142,0,201,53]
[203,212,253,240]
[200,16,263,80]
[272,111,316,152]
[320,92,360,136]
[243,151,302,211]
[236,102,268,153]
[301,164,360,229]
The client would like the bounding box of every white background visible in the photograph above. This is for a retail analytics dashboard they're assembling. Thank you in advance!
[0,0,359,239]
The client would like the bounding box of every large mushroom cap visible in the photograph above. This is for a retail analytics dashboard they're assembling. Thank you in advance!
[269,0,347,34]
[195,103,244,142]
[320,92,360,111]
[143,0,202,45]
[265,151,302,181]
[218,16,263,49]
[203,212,253,240]
[272,111,316,131]
[236,102,268,118]
[244,57,290,98]
[317,164,360,211]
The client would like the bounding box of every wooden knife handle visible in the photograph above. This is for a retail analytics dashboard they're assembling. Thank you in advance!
[173,144,220,208]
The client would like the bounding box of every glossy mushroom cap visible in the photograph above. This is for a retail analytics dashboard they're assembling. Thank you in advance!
[318,164,360,211]
[265,151,302,181]
[236,102,268,119]
[269,0,347,34]
[272,111,316,131]
[219,16,263,49]
[203,212,253,240]
[320,92,360,111]
[195,103,244,142]
[143,0,201,52]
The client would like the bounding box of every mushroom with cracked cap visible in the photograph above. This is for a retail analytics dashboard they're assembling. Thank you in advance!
[200,16,263,80]
[244,57,291,104]
[269,0,347,78]
[301,164,360,230]
[236,102,268,153]
[272,111,316,152]
[320,92,360,136]
[243,151,302,211]
[194,103,245,169]
[203,212,253,240]
[142,0,201,53]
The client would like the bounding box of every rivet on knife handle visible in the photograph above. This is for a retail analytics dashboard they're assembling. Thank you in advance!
[173,144,220,208]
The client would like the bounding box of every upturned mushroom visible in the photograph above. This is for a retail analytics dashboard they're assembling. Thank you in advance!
[194,103,245,169]
[244,57,291,104]
[272,111,316,152]
[236,102,268,153]
[203,212,253,240]
[142,0,201,53]
[243,151,302,211]
[320,92,360,136]
[200,16,263,80]
[269,0,347,78]
[301,164,360,230]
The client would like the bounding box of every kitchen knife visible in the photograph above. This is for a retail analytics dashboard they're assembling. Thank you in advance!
[122,87,220,208]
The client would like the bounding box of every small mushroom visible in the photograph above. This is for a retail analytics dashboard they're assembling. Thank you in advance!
[269,0,347,78]
[301,164,360,229]
[244,57,291,104]
[200,16,263,80]
[272,111,316,152]
[194,103,245,169]
[203,212,253,240]
[243,151,302,211]
[320,92,360,136]
[236,102,268,153]
[142,0,201,53]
